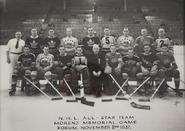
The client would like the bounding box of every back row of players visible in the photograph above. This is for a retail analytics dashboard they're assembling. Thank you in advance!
[7,27,182,98]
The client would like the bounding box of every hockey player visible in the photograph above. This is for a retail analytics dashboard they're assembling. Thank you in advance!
[104,45,123,94]
[9,45,37,96]
[156,43,182,97]
[122,48,143,93]
[36,44,58,94]
[25,28,43,57]
[7,31,25,88]
[82,27,101,56]
[154,28,173,54]
[61,27,78,57]
[117,28,135,56]
[71,46,91,94]
[87,44,105,97]
[43,28,61,56]
[139,44,158,95]
[101,27,117,56]
[134,28,155,56]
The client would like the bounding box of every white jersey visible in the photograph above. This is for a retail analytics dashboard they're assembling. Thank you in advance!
[117,35,134,55]
[101,35,116,50]
[155,37,173,53]
[61,36,78,55]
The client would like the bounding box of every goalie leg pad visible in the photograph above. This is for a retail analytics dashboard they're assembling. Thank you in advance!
[45,71,52,80]
[31,71,38,80]
[12,70,18,85]
[122,73,128,79]
[51,73,58,81]
[158,69,165,78]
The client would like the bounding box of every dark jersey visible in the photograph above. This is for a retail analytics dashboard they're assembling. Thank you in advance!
[18,53,35,67]
[43,37,61,49]
[25,36,43,54]
[140,53,157,69]
[82,36,101,54]
[105,52,122,68]
[54,54,72,67]
[156,52,175,68]
[122,55,140,69]
[87,52,105,72]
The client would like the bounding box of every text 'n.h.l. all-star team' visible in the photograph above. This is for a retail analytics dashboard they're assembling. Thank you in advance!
[7,26,183,101]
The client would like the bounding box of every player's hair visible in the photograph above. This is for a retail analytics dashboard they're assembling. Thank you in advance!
[110,44,116,49]
[58,45,65,49]
[48,28,54,31]
[143,44,151,48]
[23,44,30,49]
[31,27,37,30]
[66,27,72,31]
[104,27,110,30]
[93,44,99,49]
[41,44,50,49]
[128,47,134,52]
[158,28,165,32]
[160,43,168,48]
[87,27,93,30]
[141,28,147,31]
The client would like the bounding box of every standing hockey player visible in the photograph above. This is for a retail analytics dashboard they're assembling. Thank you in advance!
[101,27,117,56]
[117,28,135,56]
[36,44,58,94]
[154,28,173,54]
[7,31,25,87]
[9,45,37,96]
[134,28,155,56]
[122,48,143,93]
[25,28,43,57]
[43,28,61,56]
[87,44,105,97]
[82,27,101,56]
[104,45,123,94]
[61,27,78,56]
[156,43,182,98]
[139,44,158,95]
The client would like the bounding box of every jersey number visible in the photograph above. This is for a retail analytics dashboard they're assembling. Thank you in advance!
[105,37,110,44]
[160,40,164,45]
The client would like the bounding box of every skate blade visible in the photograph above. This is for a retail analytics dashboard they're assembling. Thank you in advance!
[81,100,95,107]
[130,102,150,110]
[66,100,78,102]
[101,99,113,102]
[51,97,63,100]
[138,99,150,102]
[116,97,127,100]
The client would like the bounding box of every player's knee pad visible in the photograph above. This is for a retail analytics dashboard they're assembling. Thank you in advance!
[51,73,58,81]
[12,70,18,77]
[173,69,180,77]
[25,70,31,77]
[44,71,52,80]
[158,69,165,78]
[122,73,128,79]
[136,73,143,79]
[64,74,71,81]
[12,73,18,84]
[31,71,38,80]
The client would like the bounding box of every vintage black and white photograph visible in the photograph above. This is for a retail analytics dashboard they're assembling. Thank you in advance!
[0,0,184,131]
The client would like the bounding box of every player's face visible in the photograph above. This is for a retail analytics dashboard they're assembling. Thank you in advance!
[59,47,65,54]
[23,47,30,54]
[143,46,150,53]
[93,46,99,54]
[88,28,94,36]
[15,32,22,40]
[66,29,72,36]
[158,29,165,37]
[76,48,83,55]
[110,46,116,54]
[104,28,110,36]
[128,50,134,57]
[43,47,49,54]
[141,29,147,36]
[123,30,129,36]
[49,30,55,36]
[31,29,37,36]
[161,46,168,53]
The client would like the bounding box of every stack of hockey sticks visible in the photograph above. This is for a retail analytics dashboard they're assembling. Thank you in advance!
[64,73,95,107]
[23,76,62,100]
[102,74,150,110]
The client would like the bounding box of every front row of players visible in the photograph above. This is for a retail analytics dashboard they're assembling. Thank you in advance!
[9,43,182,98]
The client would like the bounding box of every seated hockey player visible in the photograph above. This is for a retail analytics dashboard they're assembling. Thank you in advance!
[36,44,58,94]
[104,45,123,94]
[155,43,182,98]
[53,45,72,92]
[9,45,38,96]
[139,44,158,95]
[70,46,91,94]
[87,44,105,97]
[122,48,143,93]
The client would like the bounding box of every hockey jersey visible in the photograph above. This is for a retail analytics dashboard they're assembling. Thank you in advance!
[122,55,140,69]
[18,53,35,67]
[117,35,134,55]
[61,36,78,56]
[101,35,116,51]
[154,37,173,53]
[140,53,157,69]
[25,36,43,55]
[36,53,54,68]
[54,54,72,67]
[105,52,122,68]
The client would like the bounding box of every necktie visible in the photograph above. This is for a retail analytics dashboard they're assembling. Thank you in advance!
[15,40,19,49]
[79,58,81,65]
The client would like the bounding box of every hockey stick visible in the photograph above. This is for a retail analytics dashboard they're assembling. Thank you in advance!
[167,86,183,97]
[101,77,129,102]
[115,76,151,100]
[23,76,62,100]
[180,80,185,85]
[44,77,67,100]
[109,75,150,110]
[138,77,166,102]
[63,78,78,102]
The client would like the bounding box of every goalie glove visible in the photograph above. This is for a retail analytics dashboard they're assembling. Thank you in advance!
[114,66,121,75]
[104,66,112,74]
